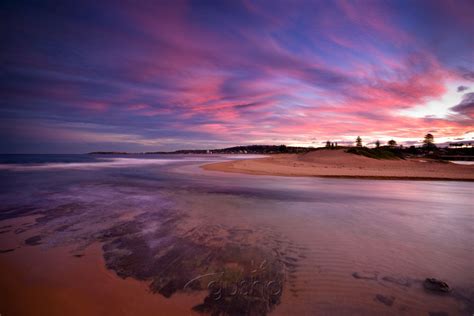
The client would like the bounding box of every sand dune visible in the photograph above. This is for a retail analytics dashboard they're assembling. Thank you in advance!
[202,149,474,181]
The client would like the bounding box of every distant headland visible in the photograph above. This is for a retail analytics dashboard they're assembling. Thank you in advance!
[89,142,474,162]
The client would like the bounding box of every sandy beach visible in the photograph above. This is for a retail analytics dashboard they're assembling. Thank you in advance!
[202,149,474,181]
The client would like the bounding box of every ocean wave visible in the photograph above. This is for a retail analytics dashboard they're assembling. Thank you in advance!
[0,158,187,171]
[0,155,266,171]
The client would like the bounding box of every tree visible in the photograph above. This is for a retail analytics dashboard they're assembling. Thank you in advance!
[356,136,362,147]
[423,133,434,145]
[375,140,380,148]
[423,133,437,150]
[408,145,417,154]
[326,141,331,148]
[388,139,397,147]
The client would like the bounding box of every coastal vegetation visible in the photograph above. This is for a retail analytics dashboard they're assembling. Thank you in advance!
[346,147,403,160]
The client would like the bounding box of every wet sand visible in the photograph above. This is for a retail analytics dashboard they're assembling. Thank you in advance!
[172,184,474,315]
[202,149,474,181]
[0,217,204,316]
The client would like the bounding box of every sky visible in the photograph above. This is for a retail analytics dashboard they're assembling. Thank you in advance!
[1,0,474,153]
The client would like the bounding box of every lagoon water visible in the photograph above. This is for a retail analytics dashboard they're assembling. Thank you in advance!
[0,155,473,315]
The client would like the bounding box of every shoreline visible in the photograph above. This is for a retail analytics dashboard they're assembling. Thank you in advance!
[202,150,474,182]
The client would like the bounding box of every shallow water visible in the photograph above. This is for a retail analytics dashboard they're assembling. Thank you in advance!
[0,155,473,315]
[450,161,474,165]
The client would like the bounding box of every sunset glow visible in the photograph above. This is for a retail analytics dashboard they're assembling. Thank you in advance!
[2,0,473,153]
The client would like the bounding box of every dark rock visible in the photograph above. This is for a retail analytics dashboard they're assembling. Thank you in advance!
[374,294,395,306]
[157,280,178,298]
[100,209,286,315]
[423,278,451,293]
[352,271,378,281]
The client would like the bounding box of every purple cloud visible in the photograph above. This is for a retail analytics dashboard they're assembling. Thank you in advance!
[451,92,474,118]
[1,0,473,153]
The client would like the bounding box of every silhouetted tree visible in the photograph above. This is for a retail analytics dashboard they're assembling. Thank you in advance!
[388,139,397,147]
[375,140,380,148]
[423,133,434,145]
[356,136,362,147]
[326,141,331,148]
[278,145,287,153]
[335,142,338,148]
[422,133,437,150]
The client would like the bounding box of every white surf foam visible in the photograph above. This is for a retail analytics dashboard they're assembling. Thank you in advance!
[0,158,186,171]
[0,154,266,171]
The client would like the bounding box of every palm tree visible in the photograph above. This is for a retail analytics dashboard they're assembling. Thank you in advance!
[356,136,362,147]
[375,140,380,148]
